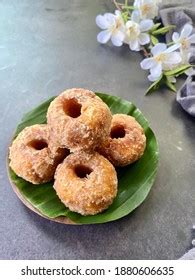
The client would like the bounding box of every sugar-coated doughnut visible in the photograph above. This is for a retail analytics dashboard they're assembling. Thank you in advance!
[47,88,112,152]
[98,114,146,166]
[9,124,68,184]
[54,152,118,215]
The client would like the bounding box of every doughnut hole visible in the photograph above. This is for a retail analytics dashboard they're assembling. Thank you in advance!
[110,125,126,139]
[63,98,81,118]
[28,139,48,150]
[74,164,93,179]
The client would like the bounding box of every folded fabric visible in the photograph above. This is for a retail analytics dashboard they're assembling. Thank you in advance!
[160,0,193,7]
[177,73,195,116]
[159,4,195,42]
[159,2,195,117]
[179,248,195,260]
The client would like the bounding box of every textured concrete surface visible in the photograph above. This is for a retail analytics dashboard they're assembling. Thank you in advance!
[0,0,194,260]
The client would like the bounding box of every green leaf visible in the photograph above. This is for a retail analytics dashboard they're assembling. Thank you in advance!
[150,23,161,32]
[122,11,130,23]
[145,75,163,95]
[165,77,177,92]
[8,93,159,224]
[152,25,175,35]
[164,64,192,77]
[150,35,159,45]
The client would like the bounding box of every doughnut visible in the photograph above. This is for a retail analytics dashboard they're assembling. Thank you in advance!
[54,152,118,215]
[9,124,69,184]
[98,114,146,166]
[47,88,112,152]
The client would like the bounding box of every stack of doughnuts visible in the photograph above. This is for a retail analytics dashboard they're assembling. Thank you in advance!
[9,88,146,216]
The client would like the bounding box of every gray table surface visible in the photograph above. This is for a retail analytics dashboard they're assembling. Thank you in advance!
[0,0,194,260]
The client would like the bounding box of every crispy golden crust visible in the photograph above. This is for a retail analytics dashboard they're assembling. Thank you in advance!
[9,124,65,184]
[47,88,112,152]
[98,114,146,166]
[54,152,118,215]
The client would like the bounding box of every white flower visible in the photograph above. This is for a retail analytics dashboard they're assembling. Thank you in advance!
[134,0,162,20]
[140,43,182,81]
[172,23,195,65]
[172,23,195,51]
[124,11,153,51]
[180,49,191,64]
[96,10,125,47]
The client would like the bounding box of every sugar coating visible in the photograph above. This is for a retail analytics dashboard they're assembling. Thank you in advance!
[47,88,112,153]
[98,114,146,166]
[54,152,118,216]
[9,124,65,184]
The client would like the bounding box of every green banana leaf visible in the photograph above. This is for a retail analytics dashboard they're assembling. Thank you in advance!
[9,93,159,224]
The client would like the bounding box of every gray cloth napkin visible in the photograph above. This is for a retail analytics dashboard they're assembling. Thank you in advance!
[179,226,195,259]
[160,6,195,42]
[179,248,195,260]
[159,1,195,117]
[176,72,195,116]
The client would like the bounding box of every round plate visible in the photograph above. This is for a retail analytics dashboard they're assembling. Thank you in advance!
[7,160,75,224]
[7,93,159,225]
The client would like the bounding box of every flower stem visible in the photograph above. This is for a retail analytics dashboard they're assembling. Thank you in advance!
[112,1,134,16]
[112,0,122,11]
[142,46,150,58]
[167,41,174,46]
